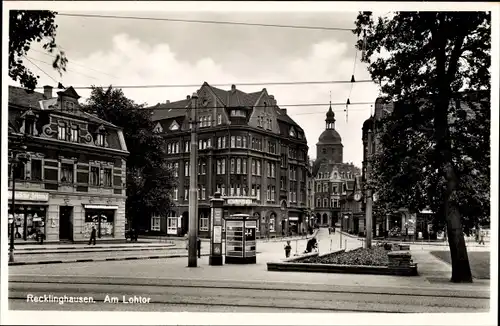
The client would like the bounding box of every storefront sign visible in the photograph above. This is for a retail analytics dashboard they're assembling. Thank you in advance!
[288,217,299,221]
[8,191,49,202]
[226,198,253,206]
[84,205,118,210]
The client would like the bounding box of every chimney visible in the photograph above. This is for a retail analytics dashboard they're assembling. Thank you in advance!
[231,84,236,91]
[166,100,170,104]
[282,108,287,115]
[187,95,191,100]
[43,85,53,99]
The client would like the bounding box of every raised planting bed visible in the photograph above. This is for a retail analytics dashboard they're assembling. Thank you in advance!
[267,247,418,276]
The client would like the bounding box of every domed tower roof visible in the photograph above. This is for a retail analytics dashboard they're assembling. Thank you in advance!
[317,128,342,145]
[317,102,342,145]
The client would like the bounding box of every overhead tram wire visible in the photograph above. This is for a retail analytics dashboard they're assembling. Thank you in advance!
[33,78,374,91]
[26,56,99,81]
[23,55,59,84]
[57,13,354,32]
[29,48,120,79]
[141,101,374,111]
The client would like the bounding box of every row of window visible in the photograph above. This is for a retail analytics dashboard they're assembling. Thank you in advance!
[10,159,114,187]
[257,116,272,130]
[172,136,286,155]
[317,171,355,180]
[179,159,305,179]
[55,124,106,147]
[316,182,348,193]
[316,198,341,208]
[177,184,282,203]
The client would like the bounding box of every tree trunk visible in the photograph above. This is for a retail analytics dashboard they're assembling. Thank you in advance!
[444,164,473,283]
[431,19,472,282]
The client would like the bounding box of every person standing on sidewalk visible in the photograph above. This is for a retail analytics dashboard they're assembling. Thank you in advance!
[478,228,486,245]
[284,240,292,258]
[88,226,97,246]
[197,237,202,258]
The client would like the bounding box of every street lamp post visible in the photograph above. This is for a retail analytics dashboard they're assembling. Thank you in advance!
[9,143,29,263]
[365,128,374,249]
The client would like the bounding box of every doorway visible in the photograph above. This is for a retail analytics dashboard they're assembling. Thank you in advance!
[59,206,73,241]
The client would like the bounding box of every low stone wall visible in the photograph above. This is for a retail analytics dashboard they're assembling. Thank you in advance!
[267,249,418,276]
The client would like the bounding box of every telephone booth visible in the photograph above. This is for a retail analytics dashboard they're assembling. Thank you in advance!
[224,213,257,264]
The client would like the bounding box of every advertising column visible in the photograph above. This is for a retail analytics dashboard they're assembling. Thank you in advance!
[209,192,224,265]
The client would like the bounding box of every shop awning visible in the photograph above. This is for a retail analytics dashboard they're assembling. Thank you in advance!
[84,205,119,210]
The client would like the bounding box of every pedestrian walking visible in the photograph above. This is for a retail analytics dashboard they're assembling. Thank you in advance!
[332,225,336,234]
[284,240,292,258]
[88,226,97,245]
[197,237,202,258]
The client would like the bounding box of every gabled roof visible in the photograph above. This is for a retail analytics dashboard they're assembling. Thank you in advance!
[57,86,80,99]
[148,82,304,130]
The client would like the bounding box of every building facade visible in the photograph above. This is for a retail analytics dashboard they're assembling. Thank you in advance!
[7,85,129,243]
[149,82,309,238]
[311,105,362,230]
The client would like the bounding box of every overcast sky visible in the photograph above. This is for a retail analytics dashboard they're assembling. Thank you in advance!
[10,6,391,167]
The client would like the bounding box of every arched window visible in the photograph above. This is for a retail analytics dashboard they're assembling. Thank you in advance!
[323,198,328,207]
[317,198,321,207]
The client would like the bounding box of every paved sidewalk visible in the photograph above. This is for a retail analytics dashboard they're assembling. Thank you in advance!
[339,231,491,248]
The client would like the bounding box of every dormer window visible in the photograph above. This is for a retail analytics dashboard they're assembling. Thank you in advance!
[58,123,66,140]
[70,125,79,142]
[289,128,296,137]
[96,125,106,147]
[231,110,246,117]
[217,114,222,125]
[154,122,164,133]
[97,134,105,146]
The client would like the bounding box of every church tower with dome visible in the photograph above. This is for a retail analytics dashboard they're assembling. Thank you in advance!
[311,103,362,230]
[316,104,343,163]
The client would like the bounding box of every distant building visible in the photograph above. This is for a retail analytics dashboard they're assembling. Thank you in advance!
[148,82,309,238]
[311,104,362,232]
[7,85,129,243]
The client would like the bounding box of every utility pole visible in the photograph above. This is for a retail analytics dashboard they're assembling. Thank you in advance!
[188,92,199,267]
[365,128,373,249]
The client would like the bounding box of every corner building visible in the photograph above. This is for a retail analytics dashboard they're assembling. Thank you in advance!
[7,86,129,243]
[150,82,309,238]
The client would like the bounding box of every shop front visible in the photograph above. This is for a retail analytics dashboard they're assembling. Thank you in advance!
[83,205,117,238]
[8,191,49,243]
[288,215,299,235]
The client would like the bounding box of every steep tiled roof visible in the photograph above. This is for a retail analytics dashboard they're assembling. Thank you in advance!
[149,82,304,130]
[9,86,118,128]
[150,99,190,122]
[8,86,45,108]
[274,107,303,131]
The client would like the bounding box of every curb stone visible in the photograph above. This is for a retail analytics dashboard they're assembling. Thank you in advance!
[8,254,209,266]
